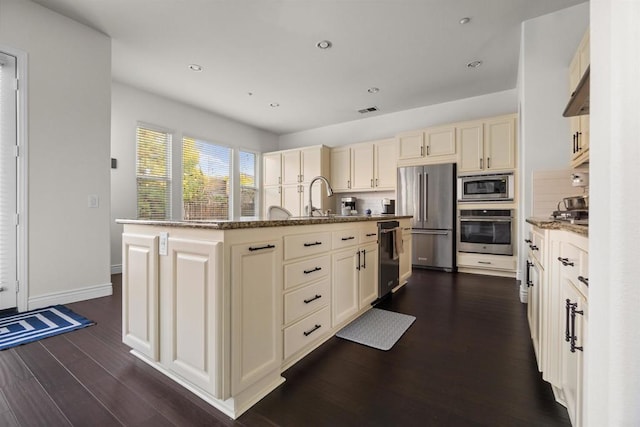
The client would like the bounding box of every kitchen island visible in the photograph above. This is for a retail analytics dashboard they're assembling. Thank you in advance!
[117,215,411,419]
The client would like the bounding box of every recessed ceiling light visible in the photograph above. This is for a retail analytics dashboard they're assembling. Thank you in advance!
[270,103,280,108]
[188,64,203,72]
[367,87,380,94]
[467,60,483,68]
[316,40,332,50]
[459,17,471,25]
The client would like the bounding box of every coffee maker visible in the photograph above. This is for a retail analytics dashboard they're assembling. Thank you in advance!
[341,197,357,215]
[382,198,395,214]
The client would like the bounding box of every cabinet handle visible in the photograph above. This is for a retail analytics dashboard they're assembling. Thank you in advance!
[303,294,322,304]
[341,236,355,241]
[303,267,322,274]
[375,178,379,187]
[565,299,573,343]
[479,158,483,169]
[525,260,532,287]
[577,132,582,151]
[303,324,322,336]
[578,276,589,287]
[249,244,275,251]
[530,245,539,251]
[426,145,430,156]
[572,133,577,154]
[524,239,532,244]
[371,179,374,188]
[570,304,584,352]
[347,180,351,189]
[362,249,366,269]
[478,261,492,265]
[356,250,361,271]
[303,241,322,247]
[557,257,574,266]
[420,146,424,156]
[366,233,377,237]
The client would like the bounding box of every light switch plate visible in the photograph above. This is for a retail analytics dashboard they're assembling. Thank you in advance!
[159,232,168,256]
[88,195,99,208]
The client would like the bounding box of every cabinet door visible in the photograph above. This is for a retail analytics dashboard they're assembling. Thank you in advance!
[484,117,515,171]
[281,184,303,217]
[161,238,223,397]
[425,126,456,158]
[263,152,282,186]
[399,229,412,284]
[281,150,301,185]
[351,143,375,190]
[527,259,542,369]
[300,146,322,183]
[330,147,352,191]
[457,122,484,173]
[263,186,282,215]
[122,233,159,361]
[374,139,397,190]
[359,243,379,308]
[332,248,359,326]
[397,131,424,160]
[561,278,586,427]
[231,240,282,396]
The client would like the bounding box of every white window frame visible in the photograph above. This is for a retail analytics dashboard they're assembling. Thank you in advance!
[237,147,260,219]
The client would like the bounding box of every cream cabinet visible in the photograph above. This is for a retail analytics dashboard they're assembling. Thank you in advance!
[161,237,224,397]
[263,186,281,211]
[569,29,590,168]
[230,240,282,396]
[358,242,379,308]
[525,227,547,371]
[331,139,397,192]
[332,247,359,326]
[458,115,516,173]
[122,233,159,361]
[397,126,456,163]
[263,152,282,187]
[399,221,412,285]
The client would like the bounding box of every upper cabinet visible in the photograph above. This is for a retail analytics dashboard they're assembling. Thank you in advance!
[263,152,282,187]
[397,126,456,164]
[457,115,516,174]
[330,139,397,192]
[569,29,590,168]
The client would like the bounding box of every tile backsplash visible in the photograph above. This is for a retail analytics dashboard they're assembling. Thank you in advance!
[532,169,587,217]
[331,190,396,215]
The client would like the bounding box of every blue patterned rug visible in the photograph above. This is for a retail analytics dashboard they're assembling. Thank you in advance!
[0,305,94,350]
[336,308,416,351]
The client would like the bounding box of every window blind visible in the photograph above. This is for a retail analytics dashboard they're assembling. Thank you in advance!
[136,126,172,220]
[0,52,18,299]
[239,151,257,217]
[182,137,231,220]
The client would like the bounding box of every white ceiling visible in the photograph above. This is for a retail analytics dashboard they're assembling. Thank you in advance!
[33,0,586,135]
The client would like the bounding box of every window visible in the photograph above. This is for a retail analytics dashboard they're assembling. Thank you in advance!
[182,137,231,220]
[239,151,257,217]
[136,126,172,220]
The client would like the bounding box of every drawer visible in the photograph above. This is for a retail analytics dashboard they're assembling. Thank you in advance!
[360,224,378,244]
[558,241,582,274]
[283,277,330,325]
[284,255,330,290]
[284,306,331,360]
[284,232,331,261]
[332,229,360,250]
[457,253,517,271]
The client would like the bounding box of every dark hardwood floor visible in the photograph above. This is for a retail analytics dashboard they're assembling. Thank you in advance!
[0,270,570,426]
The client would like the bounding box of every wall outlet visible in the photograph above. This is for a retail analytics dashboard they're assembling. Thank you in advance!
[88,194,99,208]
[159,232,168,256]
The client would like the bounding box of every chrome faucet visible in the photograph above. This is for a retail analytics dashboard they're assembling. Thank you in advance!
[308,176,334,216]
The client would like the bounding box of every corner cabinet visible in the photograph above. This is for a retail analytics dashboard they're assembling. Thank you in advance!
[458,115,516,173]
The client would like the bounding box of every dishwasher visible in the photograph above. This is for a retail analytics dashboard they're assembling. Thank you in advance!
[378,220,400,298]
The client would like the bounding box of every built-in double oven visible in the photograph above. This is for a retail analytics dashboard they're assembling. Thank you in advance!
[458,209,514,256]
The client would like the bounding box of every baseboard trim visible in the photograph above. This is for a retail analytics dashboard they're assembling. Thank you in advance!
[111,264,122,275]
[28,282,113,310]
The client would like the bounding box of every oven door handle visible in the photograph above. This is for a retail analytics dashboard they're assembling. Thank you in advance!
[459,218,512,222]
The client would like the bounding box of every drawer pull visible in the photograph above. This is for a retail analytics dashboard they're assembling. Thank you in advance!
[557,257,575,266]
[303,294,322,304]
[366,233,377,237]
[478,261,492,265]
[303,267,322,275]
[249,244,275,252]
[524,239,532,244]
[303,241,322,247]
[578,276,589,286]
[303,324,321,336]
[529,245,539,251]
[341,236,355,241]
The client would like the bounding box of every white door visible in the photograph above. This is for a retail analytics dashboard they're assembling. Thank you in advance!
[0,52,18,310]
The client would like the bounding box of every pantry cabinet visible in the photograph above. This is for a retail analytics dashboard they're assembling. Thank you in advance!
[458,115,516,173]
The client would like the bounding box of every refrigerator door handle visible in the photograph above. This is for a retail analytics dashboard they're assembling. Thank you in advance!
[412,229,450,236]
[418,173,423,225]
[424,173,429,223]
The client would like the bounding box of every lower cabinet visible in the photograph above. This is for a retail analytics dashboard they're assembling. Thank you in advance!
[399,224,412,285]
[358,242,378,308]
[230,240,282,396]
[526,256,542,369]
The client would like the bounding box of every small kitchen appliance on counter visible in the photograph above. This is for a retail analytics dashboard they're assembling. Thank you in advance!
[381,198,395,214]
[552,195,589,223]
[341,197,357,215]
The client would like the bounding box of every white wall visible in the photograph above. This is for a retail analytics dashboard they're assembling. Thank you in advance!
[0,0,112,306]
[110,82,279,269]
[588,1,640,424]
[278,90,517,149]
[517,3,589,279]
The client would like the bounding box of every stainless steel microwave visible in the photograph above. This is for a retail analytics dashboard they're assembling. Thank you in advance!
[457,172,514,202]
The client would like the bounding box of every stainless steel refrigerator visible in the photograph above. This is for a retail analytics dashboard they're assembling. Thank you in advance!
[397,163,456,271]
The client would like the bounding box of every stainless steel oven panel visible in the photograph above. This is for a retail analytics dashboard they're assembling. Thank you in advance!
[457,173,514,202]
[457,215,514,256]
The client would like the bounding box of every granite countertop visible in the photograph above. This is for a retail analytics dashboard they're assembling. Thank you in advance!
[526,217,588,237]
[116,214,413,230]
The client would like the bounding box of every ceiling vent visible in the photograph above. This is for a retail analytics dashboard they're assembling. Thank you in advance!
[358,106,379,114]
